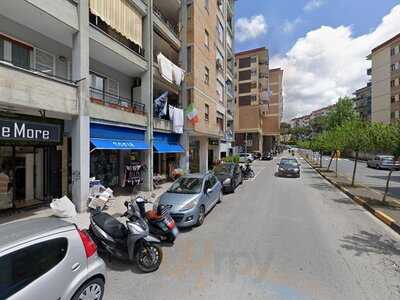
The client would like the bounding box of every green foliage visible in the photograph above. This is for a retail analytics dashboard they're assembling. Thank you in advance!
[340,119,372,153]
[280,122,291,134]
[326,97,359,130]
[309,115,328,134]
[223,155,240,163]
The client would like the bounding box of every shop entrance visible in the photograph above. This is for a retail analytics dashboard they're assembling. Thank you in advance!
[0,145,62,210]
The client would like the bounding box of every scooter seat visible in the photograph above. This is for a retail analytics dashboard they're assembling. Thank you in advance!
[92,212,127,239]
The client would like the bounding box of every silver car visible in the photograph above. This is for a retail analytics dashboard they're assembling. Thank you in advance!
[158,173,223,228]
[0,218,106,300]
[367,155,400,170]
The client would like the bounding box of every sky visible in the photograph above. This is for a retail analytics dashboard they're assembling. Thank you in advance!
[234,0,400,120]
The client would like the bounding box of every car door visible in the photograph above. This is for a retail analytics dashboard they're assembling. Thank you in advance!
[209,175,220,205]
[234,165,240,186]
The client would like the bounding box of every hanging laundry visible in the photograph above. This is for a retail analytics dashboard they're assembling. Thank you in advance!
[157,53,173,82]
[172,64,185,85]
[154,91,168,118]
[169,105,184,134]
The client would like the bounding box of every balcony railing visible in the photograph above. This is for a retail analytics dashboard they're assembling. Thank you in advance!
[153,5,179,38]
[367,68,372,76]
[0,57,75,85]
[90,87,145,114]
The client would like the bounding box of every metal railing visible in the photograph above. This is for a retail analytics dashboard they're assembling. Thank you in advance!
[90,87,145,114]
[153,5,179,39]
[0,57,75,84]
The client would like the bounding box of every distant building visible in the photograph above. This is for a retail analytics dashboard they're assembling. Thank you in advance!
[309,104,335,121]
[291,104,335,128]
[369,33,400,123]
[353,85,372,121]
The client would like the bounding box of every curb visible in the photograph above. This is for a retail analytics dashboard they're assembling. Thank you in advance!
[302,156,400,235]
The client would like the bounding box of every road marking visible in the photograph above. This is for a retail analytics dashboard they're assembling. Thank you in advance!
[248,166,266,181]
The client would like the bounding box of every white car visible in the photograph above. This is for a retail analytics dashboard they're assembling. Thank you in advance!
[238,153,254,163]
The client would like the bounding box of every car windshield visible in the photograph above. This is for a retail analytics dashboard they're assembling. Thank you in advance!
[382,158,394,163]
[214,164,233,174]
[280,160,298,167]
[168,177,203,194]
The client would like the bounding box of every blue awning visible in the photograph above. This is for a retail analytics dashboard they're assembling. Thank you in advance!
[154,141,184,153]
[90,123,149,150]
[91,138,149,150]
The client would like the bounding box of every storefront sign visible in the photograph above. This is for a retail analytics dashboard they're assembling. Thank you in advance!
[0,118,61,143]
[209,139,219,146]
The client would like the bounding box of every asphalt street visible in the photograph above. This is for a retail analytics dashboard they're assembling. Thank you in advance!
[104,156,400,300]
[321,155,400,199]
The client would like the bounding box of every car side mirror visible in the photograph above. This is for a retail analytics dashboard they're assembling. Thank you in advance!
[206,188,212,194]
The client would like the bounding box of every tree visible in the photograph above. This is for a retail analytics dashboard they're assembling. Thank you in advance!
[325,97,359,170]
[325,127,345,177]
[340,120,373,186]
[309,115,328,135]
[280,122,291,134]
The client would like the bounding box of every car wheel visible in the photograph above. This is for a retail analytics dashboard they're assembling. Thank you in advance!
[196,205,206,226]
[72,277,104,300]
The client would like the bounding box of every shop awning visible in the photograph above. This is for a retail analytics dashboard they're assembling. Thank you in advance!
[153,141,184,153]
[91,138,149,150]
[90,123,149,151]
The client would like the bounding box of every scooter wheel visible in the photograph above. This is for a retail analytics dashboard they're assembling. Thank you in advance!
[136,243,163,273]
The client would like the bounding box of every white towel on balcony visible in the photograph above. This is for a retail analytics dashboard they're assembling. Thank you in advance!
[157,53,173,83]
[169,105,184,134]
[172,64,185,85]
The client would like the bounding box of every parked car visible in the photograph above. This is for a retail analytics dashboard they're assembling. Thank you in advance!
[261,152,273,161]
[213,163,243,193]
[238,153,254,163]
[367,155,400,170]
[158,173,222,228]
[277,158,301,178]
[0,218,106,300]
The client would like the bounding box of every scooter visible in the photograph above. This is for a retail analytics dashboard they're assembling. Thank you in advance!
[88,200,163,273]
[134,197,179,244]
[241,162,255,179]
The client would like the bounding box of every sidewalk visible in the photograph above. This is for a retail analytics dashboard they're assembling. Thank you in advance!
[303,156,400,234]
[0,182,173,228]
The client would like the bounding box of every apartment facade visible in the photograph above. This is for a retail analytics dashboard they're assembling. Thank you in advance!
[234,47,283,153]
[354,85,372,121]
[370,33,400,123]
[182,0,235,172]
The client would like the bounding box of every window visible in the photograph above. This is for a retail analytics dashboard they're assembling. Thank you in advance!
[187,3,193,21]
[0,238,68,299]
[0,39,4,60]
[217,112,224,131]
[187,46,192,73]
[250,56,257,63]
[12,43,31,69]
[391,80,395,88]
[391,96,396,103]
[391,47,396,56]
[239,57,251,68]
[239,70,251,81]
[204,30,209,48]
[392,64,396,71]
[239,82,251,94]
[210,175,218,187]
[217,20,224,43]
[204,0,209,12]
[217,80,224,103]
[204,67,210,85]
[205,104,209,121]
[107,78,119,96]
[239,95,251,106]
[90,72,106,100]
[35,48,55,75]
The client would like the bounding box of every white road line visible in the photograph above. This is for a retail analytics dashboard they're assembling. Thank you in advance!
[248,166,265,181]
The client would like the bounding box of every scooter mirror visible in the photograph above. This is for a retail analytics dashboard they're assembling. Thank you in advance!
[124,201,129,207]
[135,197,145,203]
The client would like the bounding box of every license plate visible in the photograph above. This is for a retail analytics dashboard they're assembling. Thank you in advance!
[172,227,179,237]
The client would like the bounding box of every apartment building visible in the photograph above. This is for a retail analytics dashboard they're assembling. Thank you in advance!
[354,85,372,121]
[0,0,189,212]
[234,47,283,153]
[369,33,400,123]
[182,0,235,172]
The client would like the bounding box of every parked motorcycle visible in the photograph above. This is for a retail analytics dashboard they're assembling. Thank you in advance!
[135,196,179,244]
[88,200,163,273]
[241,162,255,179]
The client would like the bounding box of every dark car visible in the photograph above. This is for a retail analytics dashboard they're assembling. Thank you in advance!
[252,152,262,160]
[277,158,301,178]
[213,163,243,193]
[261,152,273,160]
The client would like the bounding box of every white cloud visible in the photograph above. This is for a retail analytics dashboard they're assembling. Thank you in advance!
[236,15,267,43]
[283,18,302,33]
[303,0,325,12]
[270,5,400,120]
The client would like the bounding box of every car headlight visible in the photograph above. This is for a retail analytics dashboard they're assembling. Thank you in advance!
[179,199,198,212]
[278,167,284,171]
[294,168,299,172]
[223,178,231,184]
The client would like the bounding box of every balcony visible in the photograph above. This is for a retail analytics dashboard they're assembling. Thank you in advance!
[153,5,180,48]
[89,87,145,114]
[0,58,78,116]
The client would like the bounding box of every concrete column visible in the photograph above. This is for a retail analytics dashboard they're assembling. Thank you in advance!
[142,0,154,191]
[199,137,208,173]
[61,136,68,196]
[179,133,190,172]
[71,0,90,212]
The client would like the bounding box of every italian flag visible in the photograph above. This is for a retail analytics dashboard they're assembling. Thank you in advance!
[185,103,199,125]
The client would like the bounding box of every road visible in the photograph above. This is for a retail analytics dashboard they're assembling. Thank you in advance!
[104,156,400,300]
[320,155,400,199]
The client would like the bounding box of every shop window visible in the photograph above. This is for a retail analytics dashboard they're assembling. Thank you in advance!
[12,42,31,69]
[205,104,209,121]
[35,48,55,76]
